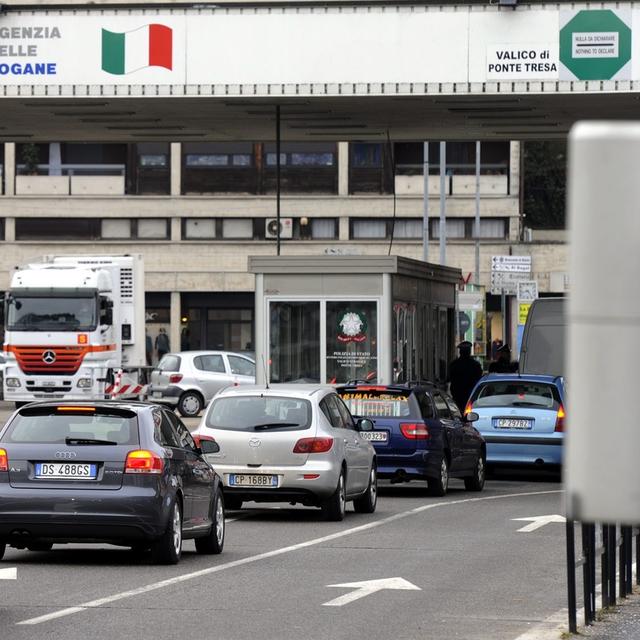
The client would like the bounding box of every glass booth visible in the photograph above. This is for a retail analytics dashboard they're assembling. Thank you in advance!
[249,256,461,386]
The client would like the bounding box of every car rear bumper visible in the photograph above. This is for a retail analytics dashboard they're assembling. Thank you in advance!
[376,450,442,480]
[0,486,170,543]
[149,384,184,405]
[211,460,340,502]
[482,434,563,465]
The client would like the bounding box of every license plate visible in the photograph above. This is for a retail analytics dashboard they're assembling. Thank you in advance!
[153,391,162,398]
[361,431,389,442]
[35,462,97,479]
[496,418,532,430]
[228,474,278,487]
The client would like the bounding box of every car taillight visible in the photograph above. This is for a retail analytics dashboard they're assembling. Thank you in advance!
[555,406,566,432]
[0,448,7,472]
[293,437,334,454]
[169,374,183,384]
[192,434,214,448]
[464,402,473,416]
[400,422,430,440]
[125,450,164,474]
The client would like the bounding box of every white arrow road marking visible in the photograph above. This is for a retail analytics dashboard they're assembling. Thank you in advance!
[512,514,566,533]
[323,577,421,607]
[0,567,17,580]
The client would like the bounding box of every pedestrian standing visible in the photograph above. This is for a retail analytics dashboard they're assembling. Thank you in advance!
[145,330,153,366]
[447,341,483,413]
[155,327,170,360]
[488,344,518,373]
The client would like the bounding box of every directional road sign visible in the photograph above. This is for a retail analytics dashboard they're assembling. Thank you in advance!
[490,271,531,296]
[491,255,532,273]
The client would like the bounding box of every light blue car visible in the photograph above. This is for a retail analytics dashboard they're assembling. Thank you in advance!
[465,374,565,467]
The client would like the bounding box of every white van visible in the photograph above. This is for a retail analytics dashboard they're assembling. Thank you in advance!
[519,298,566,376]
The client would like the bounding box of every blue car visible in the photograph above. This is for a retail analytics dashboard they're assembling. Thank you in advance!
[337,382,486,496]
[465,374,566,467]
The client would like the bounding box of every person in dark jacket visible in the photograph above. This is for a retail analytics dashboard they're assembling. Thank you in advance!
[447,341,483,413]
[488,343,518,373]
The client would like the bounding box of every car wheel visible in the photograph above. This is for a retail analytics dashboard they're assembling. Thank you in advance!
[428,456,449,497]
[195,487,225,555]
[464,455,486,492]
[353,466,377,514]
[27,542,53,552]
[151,500,182,565]
[177,391,204,418]
[224,495,243,511]
[321,470,347,521]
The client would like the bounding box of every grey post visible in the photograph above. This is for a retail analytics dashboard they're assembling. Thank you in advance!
[475,140,481,285]
[422,141,429,263]
[439,141,447,265]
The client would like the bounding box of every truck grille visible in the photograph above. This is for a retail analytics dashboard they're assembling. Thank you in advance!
[11,346,87,375]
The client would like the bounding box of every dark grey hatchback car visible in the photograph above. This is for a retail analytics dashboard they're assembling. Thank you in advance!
[0,402,225,564]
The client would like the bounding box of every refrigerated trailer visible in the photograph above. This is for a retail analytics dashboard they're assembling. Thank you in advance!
[2,255,145,405]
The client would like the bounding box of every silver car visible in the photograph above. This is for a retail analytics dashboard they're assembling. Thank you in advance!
[192,385,378,521]
[149,351,255,417]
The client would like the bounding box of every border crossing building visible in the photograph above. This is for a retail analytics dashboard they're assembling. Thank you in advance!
[4,0,622,361]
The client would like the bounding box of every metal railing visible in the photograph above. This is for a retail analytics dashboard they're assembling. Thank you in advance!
[566,520,640,633]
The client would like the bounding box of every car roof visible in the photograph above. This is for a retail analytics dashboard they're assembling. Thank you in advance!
[15,400,157,413]
[337,381,437,392]
[477,373,563,384]
[165,351,255,360]
[215,384,332,399]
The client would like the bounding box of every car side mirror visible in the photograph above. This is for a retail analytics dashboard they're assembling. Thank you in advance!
[465,412,479,423]
[356,418,374,432]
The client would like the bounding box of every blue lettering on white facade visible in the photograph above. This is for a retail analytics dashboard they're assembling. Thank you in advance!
[0,62,56,75]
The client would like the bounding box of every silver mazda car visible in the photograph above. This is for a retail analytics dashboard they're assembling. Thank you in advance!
[193,385,378,521]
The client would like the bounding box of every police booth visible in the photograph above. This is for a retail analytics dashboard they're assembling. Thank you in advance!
[249,256,461,386]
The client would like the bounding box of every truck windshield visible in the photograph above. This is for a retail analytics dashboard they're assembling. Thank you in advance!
[7,296,97,332]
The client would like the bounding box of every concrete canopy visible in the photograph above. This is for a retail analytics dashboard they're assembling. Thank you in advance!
[0,2,638,141]
[0,92,635,143]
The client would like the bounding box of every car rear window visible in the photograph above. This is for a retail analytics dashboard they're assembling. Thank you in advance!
[339,389,412,418]
[471,381,560,410]
[1,407,139,445]
[158,355,181,372]
[206,396,311,431]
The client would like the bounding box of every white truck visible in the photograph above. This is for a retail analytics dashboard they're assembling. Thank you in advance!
[2,254,145,405]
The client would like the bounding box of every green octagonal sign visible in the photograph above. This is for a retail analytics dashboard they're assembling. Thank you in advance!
[560,9,632,81]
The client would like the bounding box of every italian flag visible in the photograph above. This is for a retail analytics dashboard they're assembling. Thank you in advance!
[102,24,172,75]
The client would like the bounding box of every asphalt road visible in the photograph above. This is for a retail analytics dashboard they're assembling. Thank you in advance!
[0,402,570,640]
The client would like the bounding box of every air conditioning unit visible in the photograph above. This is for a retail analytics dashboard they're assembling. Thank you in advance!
[265,217,293,240]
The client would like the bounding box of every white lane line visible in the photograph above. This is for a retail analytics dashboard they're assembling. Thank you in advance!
[17,488,562,627]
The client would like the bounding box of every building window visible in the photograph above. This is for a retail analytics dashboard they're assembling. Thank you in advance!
[311,218,338,239]
[102,219,132,239]
[480,219,507,238]
[349,143,392,194]
[15,218,100,240]
[182,143,256,194]
[393,219,423,239]
[0,218,4,241]
[133,143,170,195]
[352,144,382,168]
[429,218,508,240]
[351,220,387,239]
[137,219,169,239]
[184,218,216,240]
[430,219,467,240]
[222,219,253,239]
